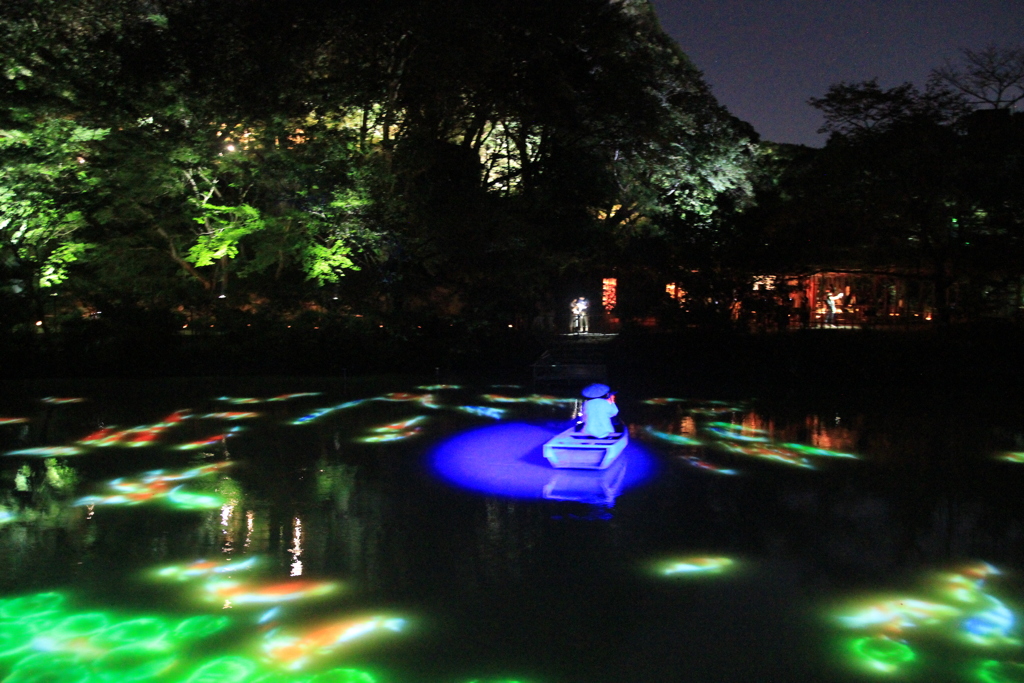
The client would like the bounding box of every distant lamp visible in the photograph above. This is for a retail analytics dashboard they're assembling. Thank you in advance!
[226,144,236,152]
[77,156,86,164]
[218,294,226,299]
[35,320,42,326]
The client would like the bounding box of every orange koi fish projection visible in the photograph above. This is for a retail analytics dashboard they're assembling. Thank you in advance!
[203,579,339,606]
[260,615,407,670]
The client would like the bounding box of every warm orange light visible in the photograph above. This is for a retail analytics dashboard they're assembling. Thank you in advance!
[602,278,617,312]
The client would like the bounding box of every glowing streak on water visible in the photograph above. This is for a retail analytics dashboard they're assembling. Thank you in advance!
[245,511,254,549]
[290,518,303,577]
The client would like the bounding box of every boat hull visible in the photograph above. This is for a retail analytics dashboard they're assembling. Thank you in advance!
[543,426,628,470]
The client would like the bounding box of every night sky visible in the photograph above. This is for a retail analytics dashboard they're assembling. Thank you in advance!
[650,0,1024,146]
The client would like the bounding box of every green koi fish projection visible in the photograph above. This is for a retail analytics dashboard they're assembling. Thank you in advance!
[834,562,1020,677]
[654,557,736,577]
[642,426,702,447]
[41,397,85,405]
[976,659,1024,683]
[0,592,388,683]
[0,418,29,425]
[0,592,231,683]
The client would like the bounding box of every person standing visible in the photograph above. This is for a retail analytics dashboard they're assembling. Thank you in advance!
[825,290,843,326]
[571,297,590,333]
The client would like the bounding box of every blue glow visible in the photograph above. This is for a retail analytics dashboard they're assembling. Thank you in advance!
[429,422,657,503]
[964,600,1014,640]
[257,607,281,625]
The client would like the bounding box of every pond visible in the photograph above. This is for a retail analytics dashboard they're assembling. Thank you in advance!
[1,377,1024,683]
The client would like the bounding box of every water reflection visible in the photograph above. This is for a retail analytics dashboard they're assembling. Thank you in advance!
[290,517,304,577]
[1,382,1024,682]
[542,456,628,505]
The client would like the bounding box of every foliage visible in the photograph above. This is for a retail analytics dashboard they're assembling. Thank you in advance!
[0,0,760,330]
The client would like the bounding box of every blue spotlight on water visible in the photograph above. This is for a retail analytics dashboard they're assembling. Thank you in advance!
[429,423,657,504]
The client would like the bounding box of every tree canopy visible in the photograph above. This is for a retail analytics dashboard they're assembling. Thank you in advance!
[0,0,758,333]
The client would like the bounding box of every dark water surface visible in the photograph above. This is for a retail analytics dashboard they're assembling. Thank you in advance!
[2,377,1024,683]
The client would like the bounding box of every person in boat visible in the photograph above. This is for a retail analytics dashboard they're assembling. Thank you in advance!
[579,383,620,438]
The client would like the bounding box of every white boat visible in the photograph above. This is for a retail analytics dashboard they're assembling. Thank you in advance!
[542,426,628,470]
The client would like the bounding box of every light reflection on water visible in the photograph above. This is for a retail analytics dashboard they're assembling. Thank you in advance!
[0,383,1024,682]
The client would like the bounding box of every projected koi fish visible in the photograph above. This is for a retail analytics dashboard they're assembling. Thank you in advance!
[777,443,857,459]
[457,406,506,420]
[4,446,84,457]
[704,422,771,443]
[481,395,577,405]
[77,412,192,449]
[200,412,260,420]
[155,556,259,581]
[660,557,735,576]
[375,393,439,409]
[358,417,427,443]
[481,394,573,405]
[292,400,369,425]
[0,417,29,425]
[267,392,322,402]
[204,579,338,605]
[75,463,231,509]
[715,442,816,469]
[41,397,84,405]
[261,615,406,670]
[837,562,1020,677]
[678,455,737,475]
[176,435,229,450]
[376,393,422,402]
[643,426,702,447]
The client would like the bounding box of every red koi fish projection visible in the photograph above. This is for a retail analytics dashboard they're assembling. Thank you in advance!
[357,417,427,443]
[78,411,192,448]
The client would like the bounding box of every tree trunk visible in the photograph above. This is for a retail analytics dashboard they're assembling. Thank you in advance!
[156,228,211,290]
